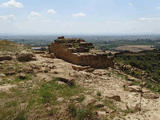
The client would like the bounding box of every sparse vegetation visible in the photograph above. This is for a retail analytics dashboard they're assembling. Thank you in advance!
[14,111,27,120]
[76,95,85,103]
[68,103,94,120]
[104,98,116,111]
[107,73,111,77]
[15,74,32,82]
[0,40,30,53]
[38,78,83,104]
[1,39,160,120]
[96,91,102,97]
[115,50,160,93]
[115,50,160,82]
[0,75,87,120]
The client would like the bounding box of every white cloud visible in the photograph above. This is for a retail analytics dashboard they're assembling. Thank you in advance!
[128,2,133,7]
[72,12,86,17]
[0,14,16,21]
[1,15,160,34]
[139,17,160,22]
[1,19,160,35]
[156,6,160,10]
[28,11,41,20]
[47,9,56,14]
[139,17,152,21]
[0,0,23,8]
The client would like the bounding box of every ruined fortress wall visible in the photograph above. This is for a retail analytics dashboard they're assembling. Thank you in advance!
[49,43,114,68]
[78,55,114,68]
[49,43,79,63]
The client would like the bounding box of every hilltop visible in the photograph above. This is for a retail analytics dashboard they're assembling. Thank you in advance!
[0,40,160,120]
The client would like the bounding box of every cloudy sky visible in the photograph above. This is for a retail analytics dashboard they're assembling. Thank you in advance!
[0,0,160,35]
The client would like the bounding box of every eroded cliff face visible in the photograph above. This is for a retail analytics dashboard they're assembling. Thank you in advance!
[49,37,114,68]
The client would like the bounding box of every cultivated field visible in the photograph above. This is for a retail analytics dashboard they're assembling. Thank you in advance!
[114,45,154,53]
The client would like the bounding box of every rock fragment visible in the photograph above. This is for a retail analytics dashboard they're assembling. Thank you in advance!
[0,55,12,61]
[17,52,36,62]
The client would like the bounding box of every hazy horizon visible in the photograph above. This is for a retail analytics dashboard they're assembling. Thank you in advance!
[0,0,160,35]
[1,33,160,36]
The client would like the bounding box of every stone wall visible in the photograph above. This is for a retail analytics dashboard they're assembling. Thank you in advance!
[49,45,114,68]
[49,37,114,68]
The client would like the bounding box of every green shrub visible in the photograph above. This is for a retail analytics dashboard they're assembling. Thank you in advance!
[96,91,101,97]
[77,95,85,103]
[115,50,160,93]
[104,98,116,110]
[14,111,27,120]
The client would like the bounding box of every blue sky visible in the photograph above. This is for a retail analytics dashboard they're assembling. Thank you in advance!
[0,0,160,34]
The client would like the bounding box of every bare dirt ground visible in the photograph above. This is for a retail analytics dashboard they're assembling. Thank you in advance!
[114,45,154,53]
[1,53,160,120]
[30,54,160,120]
[0,84,16,92]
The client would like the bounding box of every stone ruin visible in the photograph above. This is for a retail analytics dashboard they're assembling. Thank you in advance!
[48,36,114,68]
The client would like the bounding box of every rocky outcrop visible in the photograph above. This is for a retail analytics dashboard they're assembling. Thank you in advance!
[49,37,114,68]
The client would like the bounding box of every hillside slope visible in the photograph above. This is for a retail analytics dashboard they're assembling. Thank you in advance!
[0,40,160,120]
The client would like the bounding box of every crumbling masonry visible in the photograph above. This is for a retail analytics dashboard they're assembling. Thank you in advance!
[49,36,114,68]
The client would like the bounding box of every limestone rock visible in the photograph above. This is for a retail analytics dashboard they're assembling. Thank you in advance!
[0,61,5,64]
[134,103,141,112]
[127,76,139,82]
[72,65,90,71]
[143,93,159,99]
[82,95,96,106]
[18,73,26,79]
[5,70,16,76]
[50,53,55,58]
[70,96,80,101]
[23,66,33,73]
[0,84,16,92]
[0,55,12,61]
[53,71,58,74]
[85,68,95,73]
[48,65,55,69]
[56,81,67,86]
[43,68,50,73]
[96,111,106,119]
[94,102,104,108]
[17,52,36,62]
[0,73,6,77]
[102,106,114,113]
[55,77,75,86]
[57,97,64,102]
[124,85,141,92]
[107,95,121,102]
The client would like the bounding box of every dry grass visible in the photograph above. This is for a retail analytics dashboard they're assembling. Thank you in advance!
[0,40,31,53]
[0,76,85,120]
